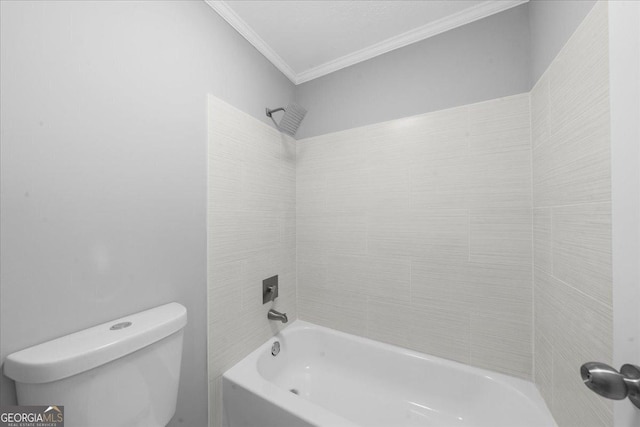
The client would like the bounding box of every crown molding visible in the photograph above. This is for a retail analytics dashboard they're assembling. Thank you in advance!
[204,0,298,83]
[206,0,529,85]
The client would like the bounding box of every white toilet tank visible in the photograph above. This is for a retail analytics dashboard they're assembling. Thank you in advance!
[3,302,187,427]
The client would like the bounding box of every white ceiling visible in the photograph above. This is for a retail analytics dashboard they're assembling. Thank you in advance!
[206,0,528,85]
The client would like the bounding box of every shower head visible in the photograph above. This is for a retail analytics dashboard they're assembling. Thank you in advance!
[266,103,307,137]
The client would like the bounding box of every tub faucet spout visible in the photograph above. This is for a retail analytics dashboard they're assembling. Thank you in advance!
[268,309,288,323]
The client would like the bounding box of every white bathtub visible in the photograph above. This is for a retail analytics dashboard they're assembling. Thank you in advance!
[223,320,556,427]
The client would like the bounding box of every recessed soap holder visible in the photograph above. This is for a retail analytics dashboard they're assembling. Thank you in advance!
[262,275,278,304]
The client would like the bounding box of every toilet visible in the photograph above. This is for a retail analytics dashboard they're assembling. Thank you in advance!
[3,302,187,427]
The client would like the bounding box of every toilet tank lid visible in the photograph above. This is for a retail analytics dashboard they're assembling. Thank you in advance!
[3,302,187,384]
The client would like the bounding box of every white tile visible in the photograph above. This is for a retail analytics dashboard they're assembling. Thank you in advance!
[325,254,411,302]
[209,377,223,427]
[533,1,610,208]
[533,268,558,350]
[208,210,281,264]
[366,139,412,212]
[367,297,471,365]
[297,262,327,289]
[296,173,325,214]
[208,308,267,378]
[296,242,327,266]
[552,202,612,306]
[411,259,476,313]
[368,210,469,261]
[366,297,413,349]
[530,73,550,150]
[298,213,367,256]
[207,261,243,325]
[469,208,532,266]
[412,259,531,321]
[295,90,535,380]
[294,92,537,381]
[550,276,613,426]
[298,286,367,337]
[533,208,552,273]
[297,132,365,168]
[468,94,531,155]
[467,262,532,320]
[408,106,469,161]
[367,168,411,212]
[207,155,244,212]
[207,259,244,291]
[408,301,471,364]
[534,333,553,409]
[470,312,532,379]
[207,96,297,419]
[531,4,613,424]
[324,165,370,213]
[411,154,470,210]
[534,268,613,427]
[405,109,471,210]
[468,149,532,209]
[533,110,610,207]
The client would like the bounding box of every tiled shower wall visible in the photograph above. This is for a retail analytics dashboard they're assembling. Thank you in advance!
[296,93,533,379]
[207,96,297,427]
[531,2,613,427]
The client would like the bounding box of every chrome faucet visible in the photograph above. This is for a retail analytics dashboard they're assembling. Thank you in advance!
[268,309,288,323]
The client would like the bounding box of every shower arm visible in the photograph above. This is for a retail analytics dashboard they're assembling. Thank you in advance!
[265,107,285,128]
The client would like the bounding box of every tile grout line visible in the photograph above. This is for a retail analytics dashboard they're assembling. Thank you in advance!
[529,90,536,383]
[533,200,612,210]
[551,270,613,311]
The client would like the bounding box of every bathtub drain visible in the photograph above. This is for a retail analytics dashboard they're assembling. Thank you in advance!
[271,341,280,356]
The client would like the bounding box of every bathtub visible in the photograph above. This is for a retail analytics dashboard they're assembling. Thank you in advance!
[222,320,556,427]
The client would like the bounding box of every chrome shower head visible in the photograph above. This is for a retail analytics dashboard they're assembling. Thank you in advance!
[266,103,307,137]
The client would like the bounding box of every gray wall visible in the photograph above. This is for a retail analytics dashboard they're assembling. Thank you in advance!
[528,0,597,84]
[294,0,601,140]
[0,1,293,426]
[294,4,531,139]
